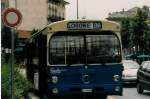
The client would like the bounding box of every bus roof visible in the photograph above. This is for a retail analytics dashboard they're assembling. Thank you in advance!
[29,20,121,41]
[46,20,120,33]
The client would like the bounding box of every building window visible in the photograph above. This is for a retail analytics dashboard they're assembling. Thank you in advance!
[1,3,5,11]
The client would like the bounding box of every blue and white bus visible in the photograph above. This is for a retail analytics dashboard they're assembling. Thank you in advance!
[25,20,123,98]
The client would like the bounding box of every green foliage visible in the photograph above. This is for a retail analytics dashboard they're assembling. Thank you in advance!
[121,18,130,48]
[1,64,11,98]
[1,64,33,99]
[2,26,19,48]
[121,6,149,53]
[1,26,11,48]
[144,24,150,51]
[31,29,38,35]
[1,26,20,63]
[14,67,33,98]
[131,8,148,52]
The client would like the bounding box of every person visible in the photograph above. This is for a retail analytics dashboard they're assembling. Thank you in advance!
[102,41,116,57]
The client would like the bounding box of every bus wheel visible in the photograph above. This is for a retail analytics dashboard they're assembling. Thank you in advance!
[137,83,143,94]
[101,95,107,99]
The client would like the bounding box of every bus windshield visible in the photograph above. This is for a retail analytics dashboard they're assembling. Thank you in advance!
[49,32,121,65]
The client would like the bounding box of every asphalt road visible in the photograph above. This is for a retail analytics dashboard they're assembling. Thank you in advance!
[27,87,150,99]
[21,69,150,99]
[110,86,150,99]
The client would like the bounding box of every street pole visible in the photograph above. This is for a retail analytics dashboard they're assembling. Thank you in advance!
[2,7,22,99]
[11,3,18,99]
[11,28,15,99]
[77,0,79,19]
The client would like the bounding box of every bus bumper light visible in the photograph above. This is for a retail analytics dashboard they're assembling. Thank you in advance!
[113,75,120,82]
[52,88,58,94]
[115,86,120,92]
[52,76,58,84]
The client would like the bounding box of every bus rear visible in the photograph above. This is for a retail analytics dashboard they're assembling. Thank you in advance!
[47,20,123,97]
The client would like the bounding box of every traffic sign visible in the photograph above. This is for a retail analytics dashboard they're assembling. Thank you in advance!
[2,8,22,99]
[2,8,22,28]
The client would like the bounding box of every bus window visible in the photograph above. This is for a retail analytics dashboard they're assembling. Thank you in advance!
[49,32,121,65]
[31,40,39,66]
[49,35,85,65]
[86,34,121,64]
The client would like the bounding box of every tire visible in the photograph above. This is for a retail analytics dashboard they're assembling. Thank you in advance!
[137,83,144,94]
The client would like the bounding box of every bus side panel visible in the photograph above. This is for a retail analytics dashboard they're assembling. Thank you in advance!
[26,43,34,83]
[38,34,48,95]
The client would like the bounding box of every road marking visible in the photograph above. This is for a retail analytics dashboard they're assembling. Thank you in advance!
[107,96,116,99]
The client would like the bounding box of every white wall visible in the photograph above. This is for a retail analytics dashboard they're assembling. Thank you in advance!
[9,0,48,31]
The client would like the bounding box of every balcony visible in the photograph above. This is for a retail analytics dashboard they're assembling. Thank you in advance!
[48,0,69,4]
[47,15,65,22]
[48,0,62,3]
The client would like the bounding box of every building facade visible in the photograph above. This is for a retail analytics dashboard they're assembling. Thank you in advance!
[9,0,68,31]
[106,6,150,23]
[1,0,9,28]
[3,0,69,38]
[47,0,68,23]
[1,0,9,13]
[9,0,48,31]
[106,6,150,58]
[1,0,69,62]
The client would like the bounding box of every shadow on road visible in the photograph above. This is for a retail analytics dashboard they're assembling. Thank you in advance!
[123,83,137,88]
[143,91,150,96]
[26,89,107,99]
[45,95,107,99]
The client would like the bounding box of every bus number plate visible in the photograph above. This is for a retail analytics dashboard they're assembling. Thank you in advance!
[82,89,92,93]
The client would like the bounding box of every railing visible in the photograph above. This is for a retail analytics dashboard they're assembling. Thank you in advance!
[47,15,64,22]
[48,0,63,3]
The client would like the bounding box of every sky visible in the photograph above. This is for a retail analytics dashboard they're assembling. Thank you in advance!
[65,0,150,20]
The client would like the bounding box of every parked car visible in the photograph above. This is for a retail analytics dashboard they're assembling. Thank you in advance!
[122,60,140,84]
[137,61,150,94]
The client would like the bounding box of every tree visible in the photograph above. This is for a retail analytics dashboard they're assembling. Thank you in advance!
[121,6,149,55]
[1,26,12,63]
[144,24,150,52]
[1,26,19,63]
[1,26,11,49]
[31,29,38,35]
[121,18,130,49]
[129,8,148,53]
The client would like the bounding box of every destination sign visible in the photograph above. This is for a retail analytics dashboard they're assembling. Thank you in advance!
[67,22,102,30]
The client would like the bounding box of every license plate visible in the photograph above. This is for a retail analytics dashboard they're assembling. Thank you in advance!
[82,89,92,93]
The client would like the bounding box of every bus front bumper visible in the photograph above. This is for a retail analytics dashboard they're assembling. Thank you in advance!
[48,84,123,96]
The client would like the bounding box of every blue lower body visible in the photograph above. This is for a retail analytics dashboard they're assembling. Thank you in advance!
[47,64,123,96]
[48,83,122,96]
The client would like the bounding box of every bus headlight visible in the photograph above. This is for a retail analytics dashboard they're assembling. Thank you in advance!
[113,75,120,82]
[52,88,58,94]
[52,76,58,84]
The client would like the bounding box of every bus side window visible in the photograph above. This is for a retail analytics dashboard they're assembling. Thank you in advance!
[32,40,39,67]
